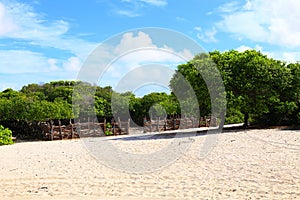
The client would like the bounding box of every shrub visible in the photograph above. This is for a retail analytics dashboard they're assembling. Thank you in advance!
[0,125,14,145]
[225,107,244,124]
[105,122,113,136]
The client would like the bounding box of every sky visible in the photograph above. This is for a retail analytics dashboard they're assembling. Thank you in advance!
[1,0,300,94]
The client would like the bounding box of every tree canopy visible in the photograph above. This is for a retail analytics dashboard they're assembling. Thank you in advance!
[171,50,300,126]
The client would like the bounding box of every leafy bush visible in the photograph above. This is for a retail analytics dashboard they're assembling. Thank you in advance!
[105,122,113,136]
[0,125,14,145]
[224,107,244,124]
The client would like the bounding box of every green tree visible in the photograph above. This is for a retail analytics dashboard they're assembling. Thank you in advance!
[210,50,297,126]
[94,96,107,117]
[140,92,169,117]
[170,53,226,120]
[287,62,300,123]
[0,125,13,145]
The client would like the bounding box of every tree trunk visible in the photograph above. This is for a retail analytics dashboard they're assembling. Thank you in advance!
[244,113,249,128]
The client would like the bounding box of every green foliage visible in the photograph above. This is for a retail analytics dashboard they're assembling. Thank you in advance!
[225,107,244,124]
[0,125,14,145]
[111,92,132,119]
[170,53,225,118]
[159,94,180,115]
[209,50,298,125]
[105,122,113,136]
[140,92,171,116]
[170,50,300,126]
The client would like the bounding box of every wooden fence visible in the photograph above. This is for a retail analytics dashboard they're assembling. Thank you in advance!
[41,116,218,140]
[143,116,218,133]
[43,118,130,140]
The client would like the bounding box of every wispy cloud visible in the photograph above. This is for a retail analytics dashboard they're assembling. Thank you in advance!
[0,50,50,74]
[0,0,97,90]
[235,44,300,63]
[175,16,189,23]
[236,44,263,52]
[114,9,141,17]
[139,0,167,7]
[216,0,300,48]
[0,2,18,35]
[195,26,218,43]
[217,1,242,13]
[0,1,96,58]
[121,0,167,7]
[114,0,167,17]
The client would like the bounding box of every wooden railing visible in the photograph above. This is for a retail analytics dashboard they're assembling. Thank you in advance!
[41,116,218,140]
[43,118,130,140]
[143,116,218,133]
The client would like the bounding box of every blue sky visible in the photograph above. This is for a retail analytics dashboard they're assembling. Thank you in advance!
[1,0,300,93]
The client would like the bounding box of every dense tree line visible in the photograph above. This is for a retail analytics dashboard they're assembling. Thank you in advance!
[171,50,300,126]
[0,50,299,140]
[0,81,179,139]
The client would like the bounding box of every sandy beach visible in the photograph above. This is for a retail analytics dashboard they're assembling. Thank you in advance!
[0,128,299,199]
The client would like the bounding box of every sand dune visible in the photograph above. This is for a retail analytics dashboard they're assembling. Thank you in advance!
[0,128,299,199]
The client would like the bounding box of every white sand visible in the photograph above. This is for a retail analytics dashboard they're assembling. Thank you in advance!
[0,129,299,199]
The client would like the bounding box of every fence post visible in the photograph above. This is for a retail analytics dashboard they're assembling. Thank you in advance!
[118,117,121,134]
[173,118,176,130]
[143,117,147,133]
[149,118,152,132]
[70,119,74,139]
[78,119,81,136]
[111,118,116,136]
[103,118,106,135]
[58,120,62,139]
[127,118,130,134]
[49,120,54,141]
[206,116,210,127]
[93,118,96,134]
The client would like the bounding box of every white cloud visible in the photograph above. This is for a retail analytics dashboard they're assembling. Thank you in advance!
[115,31,155,54]
[175,17,188,22]
[115,0,167,17]
[236,45,251,52]
[0,1,68,39]
[195,26,218,43]
[0,0,97,90]
[0,53,81,91]
[114,31,194,62]
[235,45,300,63]
[217,0,300,47]
[178,49,194,61]
[0,50,82,74]
[114,65,174,94]
[243,0,253,10]
[267,51,300,63]
[121,0,167,7]
[63,57,82,72]
[236,44,262,52]
[115,10,140,17]
[48,58,59,71]
[0,2,18,36]
[0,1,96,59]
[0,50,50,74]
[217,1,241,13]
[115,49,187,66]
[100,31,193,90]
[139,0,167,7]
